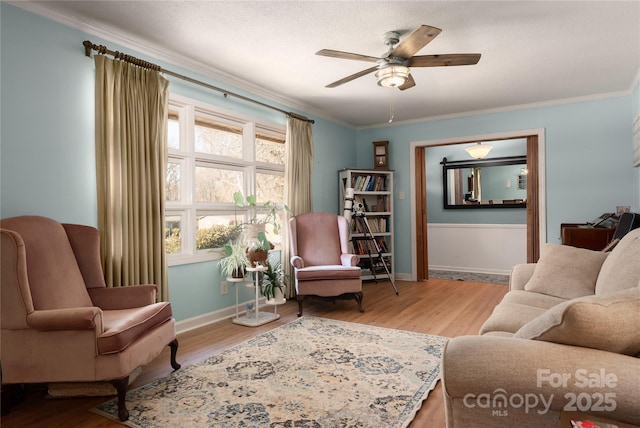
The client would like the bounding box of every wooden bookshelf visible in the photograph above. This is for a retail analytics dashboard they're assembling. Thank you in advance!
[339,169,394,281]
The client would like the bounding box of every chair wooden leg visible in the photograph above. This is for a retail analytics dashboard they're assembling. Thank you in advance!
[1,383,26,416]
[110,338,180,424]
[169,339,181,370]
[296,295,305,317]
[110,376,130,422]
[354,292,364,313]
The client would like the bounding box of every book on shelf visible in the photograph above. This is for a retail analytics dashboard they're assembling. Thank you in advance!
[351,217,388,234]
[350,174,389,192]
[359,258,392,274]
[351,196,389,215]
[352,239,376,255]
[361,176,370,192]
[351,237,389,255]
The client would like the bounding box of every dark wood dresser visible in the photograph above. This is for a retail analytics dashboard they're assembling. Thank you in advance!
[560,223,616,250]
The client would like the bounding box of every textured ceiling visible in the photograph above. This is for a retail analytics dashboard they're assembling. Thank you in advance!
[13,1,640,127]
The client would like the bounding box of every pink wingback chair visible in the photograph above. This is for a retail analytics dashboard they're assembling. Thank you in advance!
[0,216,180,421]
[289,212,363,316]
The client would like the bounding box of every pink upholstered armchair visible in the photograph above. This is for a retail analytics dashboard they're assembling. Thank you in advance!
[288,212,363,316]
[0,216,180,421]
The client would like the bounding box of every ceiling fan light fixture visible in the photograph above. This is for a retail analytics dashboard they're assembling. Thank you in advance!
[375,64,410,88]
[465,143,493,159]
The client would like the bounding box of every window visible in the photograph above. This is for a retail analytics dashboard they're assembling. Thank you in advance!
[165,95,286,265]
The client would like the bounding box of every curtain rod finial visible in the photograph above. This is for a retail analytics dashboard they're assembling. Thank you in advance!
[83,40,93,57]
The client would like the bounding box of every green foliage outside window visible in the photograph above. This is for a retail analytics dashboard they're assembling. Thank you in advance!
[196,224,242,250]
[165,224,241,253]
[165,227,181,254]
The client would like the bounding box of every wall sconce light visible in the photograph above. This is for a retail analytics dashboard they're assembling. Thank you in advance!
[465,142,493,159]
[376,64,410,88]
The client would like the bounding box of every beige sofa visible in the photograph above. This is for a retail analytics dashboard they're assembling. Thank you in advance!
[442,228,640,428]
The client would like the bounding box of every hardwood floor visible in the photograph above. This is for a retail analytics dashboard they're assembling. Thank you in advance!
[1,278,507,428]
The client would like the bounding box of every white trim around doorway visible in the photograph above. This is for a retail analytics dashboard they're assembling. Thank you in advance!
[408,128,546,281]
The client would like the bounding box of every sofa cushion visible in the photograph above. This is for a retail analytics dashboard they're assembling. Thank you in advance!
[514,288,640,356]
[595,227,640,295]
[295,265,361,281]
[499,290,567,309]
[479,301,549,335]
[523,244,608,299]
[98,302,173,354]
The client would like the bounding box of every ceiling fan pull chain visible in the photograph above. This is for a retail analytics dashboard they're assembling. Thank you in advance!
[388,90,396,123]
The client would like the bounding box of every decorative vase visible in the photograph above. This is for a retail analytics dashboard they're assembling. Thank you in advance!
[244,223,273,268]
[246,246,269,268]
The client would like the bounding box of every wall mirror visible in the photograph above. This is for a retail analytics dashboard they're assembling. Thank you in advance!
[442,156,527,209]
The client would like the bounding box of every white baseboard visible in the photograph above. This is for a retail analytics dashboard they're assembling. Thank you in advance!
[175,297,269,335]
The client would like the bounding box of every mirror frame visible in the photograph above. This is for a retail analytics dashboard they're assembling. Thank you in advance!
[441,155,527,209]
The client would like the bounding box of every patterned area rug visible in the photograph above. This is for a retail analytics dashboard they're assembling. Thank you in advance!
[93,316,448,428]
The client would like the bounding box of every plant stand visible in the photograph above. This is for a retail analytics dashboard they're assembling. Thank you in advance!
[227,276,249,321]
[232,266,280,327]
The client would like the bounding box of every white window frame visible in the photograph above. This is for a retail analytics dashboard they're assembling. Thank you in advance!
[166,94,285,266]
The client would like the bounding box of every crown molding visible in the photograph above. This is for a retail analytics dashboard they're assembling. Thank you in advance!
[360,89,635,130]
[8,1,639,132]
[7,1,349,127]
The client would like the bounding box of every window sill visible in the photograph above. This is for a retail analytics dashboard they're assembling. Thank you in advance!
[167,248,225,267]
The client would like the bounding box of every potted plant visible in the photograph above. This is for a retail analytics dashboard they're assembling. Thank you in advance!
[232,191,290,267]
[232,191,291,235]
[259,261,289,304]
[219,239,249,279]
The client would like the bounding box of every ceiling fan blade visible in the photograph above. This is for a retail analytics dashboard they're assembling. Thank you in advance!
[399,73,416,91]
[409,53,481,67]
[390,25,442,58]
[325,66,379,88]
[316,49,380,63]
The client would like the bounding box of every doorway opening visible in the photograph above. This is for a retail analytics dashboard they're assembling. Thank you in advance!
[410,129,545,281]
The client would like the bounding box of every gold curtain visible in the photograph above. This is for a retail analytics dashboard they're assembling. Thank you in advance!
[282,117,314,298]
[94,55,169,301]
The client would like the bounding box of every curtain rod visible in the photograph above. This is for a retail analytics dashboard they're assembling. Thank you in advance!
[83,40,314,124]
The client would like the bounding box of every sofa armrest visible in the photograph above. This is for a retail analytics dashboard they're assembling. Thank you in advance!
[88,285,157,309]
[340,253,359,267]
[290,255,304,269]
[26,307,102,331]
[442,335,640,424]
[509,263,537,290]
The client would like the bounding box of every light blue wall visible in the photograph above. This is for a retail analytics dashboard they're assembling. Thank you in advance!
[1,4,97,225]
[0,4,356,321]
[357,96,636,276]
[426,138,527,224]
[2,4,638,321]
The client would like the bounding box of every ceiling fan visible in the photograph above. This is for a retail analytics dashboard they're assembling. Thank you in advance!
[316,24,481,91]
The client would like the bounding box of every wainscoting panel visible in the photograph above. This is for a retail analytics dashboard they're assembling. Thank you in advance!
[427,223,527,275]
